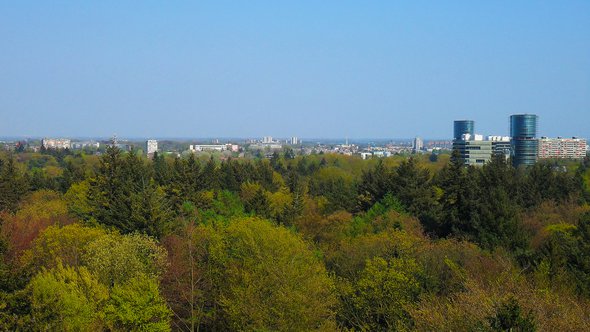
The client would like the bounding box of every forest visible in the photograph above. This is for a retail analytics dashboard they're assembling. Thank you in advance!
[1,146,590,331]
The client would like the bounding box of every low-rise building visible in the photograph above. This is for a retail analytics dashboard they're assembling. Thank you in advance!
[71,141,100,149]
[190,144,227,152]
[488,136,511,160]
[453,134,492,166]
[189,144,239,152]
[42,138,71,150]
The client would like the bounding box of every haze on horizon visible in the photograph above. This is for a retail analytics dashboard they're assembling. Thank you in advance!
[1,1,589,139]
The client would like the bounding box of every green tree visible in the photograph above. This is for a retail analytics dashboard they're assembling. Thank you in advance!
[308,166,356,213]
[83,233,167,288]
[357,160,392,211]
[476,154,524,249]
[87,146,133,232]
[28,264,108,331]
[26,224,107,272]
[152,152,171,186]
[0,157,29,213]
[103,274,171,332]
[200,157,220,191]
[163,217,337,331]
[130,180,172,238]
[390,157,436,216]
[338,257,423,331]
[488,297,536,332]
[435,150,481,239]
[243,188,271,218]
[64,180,94,221]
[215,218,337,331]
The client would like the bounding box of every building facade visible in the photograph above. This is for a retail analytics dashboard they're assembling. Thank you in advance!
[510,114,538,167]
[146,140,158,155]
[538,137,586,160]
[488,136,511,160]
[413,137,423,153]
[42,138,71,150]
[453,139,493,166]
[454,120,475,141]
[71,141,100,149]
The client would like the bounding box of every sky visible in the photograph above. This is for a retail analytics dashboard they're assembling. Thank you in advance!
[1,1,589,139]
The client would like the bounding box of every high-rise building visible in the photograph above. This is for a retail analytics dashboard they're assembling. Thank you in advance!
[538,137,586,160]
[413,137,423,153]
[146,140,158,155]
[454,120,475,141]
[291,137,299,145]
[262,136,273,144]
[510,114,538,167]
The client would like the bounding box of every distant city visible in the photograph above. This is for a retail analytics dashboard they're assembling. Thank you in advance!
[1,114,588,165]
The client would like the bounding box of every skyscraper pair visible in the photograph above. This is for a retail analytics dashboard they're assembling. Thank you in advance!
[453,114,538,167]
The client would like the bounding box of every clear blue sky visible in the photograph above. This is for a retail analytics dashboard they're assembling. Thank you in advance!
[1,1,589,139]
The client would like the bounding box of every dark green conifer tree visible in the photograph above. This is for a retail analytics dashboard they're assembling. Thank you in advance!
[0,157,29,212]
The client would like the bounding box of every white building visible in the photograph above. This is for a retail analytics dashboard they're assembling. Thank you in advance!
[360,152,373,160]
[413,137,423,153]
[42,138,71,150]
[71,141,100,149]
[291,137,299,145]
[487,136,511,142]
[487,136,511,160]
[538,137,586,160]
[262,136,273,144]
[189,144,227,152]
[146,140,158,155]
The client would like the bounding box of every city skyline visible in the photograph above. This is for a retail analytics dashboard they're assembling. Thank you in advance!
[1,2,589,138]
[1,113,584,142]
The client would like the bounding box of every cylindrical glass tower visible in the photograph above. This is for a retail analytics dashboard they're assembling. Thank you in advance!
[453,120,475,141]
[510,114,538,167]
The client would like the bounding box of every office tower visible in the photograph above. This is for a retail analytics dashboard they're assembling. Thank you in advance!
[146,140,158,155]
[453,120,475,141]
[510,114,538,167]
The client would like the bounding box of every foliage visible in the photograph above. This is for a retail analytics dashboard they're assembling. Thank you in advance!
[163,217,336,331]
[83,232,167,287]
[102,274,171,332]
[1,147,590,331]
[338,257,423,331]
[28,264,108,331]
[25,223,107,272]
[488,296,536,331]
[0,157,29,213]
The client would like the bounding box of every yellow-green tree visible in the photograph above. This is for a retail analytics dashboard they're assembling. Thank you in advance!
[163,217,337,331]
[28,264,108,331]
